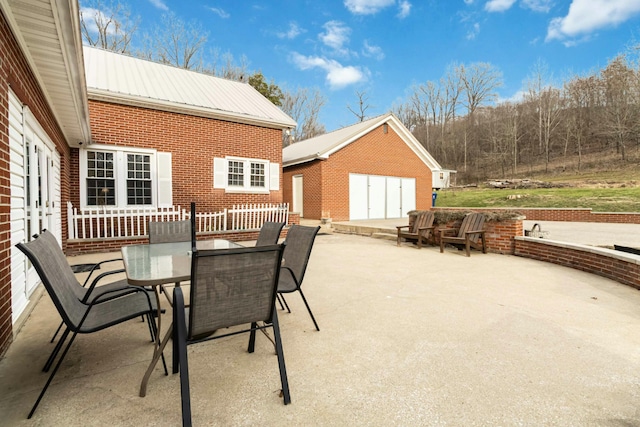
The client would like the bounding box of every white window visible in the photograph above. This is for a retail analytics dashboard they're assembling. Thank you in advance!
[214,157,279,193]
[80,145,172,209]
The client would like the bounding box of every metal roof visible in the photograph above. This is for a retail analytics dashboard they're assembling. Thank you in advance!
[1,0,91,146]
[83,46,296,130]
[282,112,443,170]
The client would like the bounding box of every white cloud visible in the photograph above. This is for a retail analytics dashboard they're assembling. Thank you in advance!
[467,22,481,39]
[484,0,517,12]
[344,0,395,15]
[277,22,304,39]
[397,1,412,18]
[362,41,385,60]
[290,52,367,89]
[80,7,119,36]
[522,0,553,13]
[148,0,169,11]
[546,0,640,43]
[207,7,230,18]
[320,21,351,54]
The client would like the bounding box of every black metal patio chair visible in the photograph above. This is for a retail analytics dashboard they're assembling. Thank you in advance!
[255,221,285,246]
[154,219,195,307]
[16,230,157,419]
[277,224,321,331]
[172,244,290,426]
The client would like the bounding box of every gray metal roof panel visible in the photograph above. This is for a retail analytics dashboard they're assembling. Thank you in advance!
[83,46,296,128]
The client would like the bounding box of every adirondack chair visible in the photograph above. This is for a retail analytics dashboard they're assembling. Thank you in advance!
[439,212,487,257]
[396,211,435,249]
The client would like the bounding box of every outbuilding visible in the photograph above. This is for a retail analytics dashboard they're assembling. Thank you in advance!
[283,113,445,221]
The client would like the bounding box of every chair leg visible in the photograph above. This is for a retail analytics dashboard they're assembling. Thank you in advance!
[276,294,285,311]
[279,294,291,313]
[50,321,64,343]
[465,238,471,257]
[248,322,257,353]
[271,309,291,405]
[43,328,70,372]
[28,330,80,419]
[175,308,192,426]
[297,289,320,331]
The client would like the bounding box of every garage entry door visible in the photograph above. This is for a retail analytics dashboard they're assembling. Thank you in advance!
[349,174,416,220]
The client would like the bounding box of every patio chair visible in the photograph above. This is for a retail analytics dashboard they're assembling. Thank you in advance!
[277,224,321,331]
[172,244,290,426]
[16,231,157,419]
[439,212,487,257]
[396,211,435,248]
[148,220,192,244]
[255,221,285,246]
[34,231,156,363]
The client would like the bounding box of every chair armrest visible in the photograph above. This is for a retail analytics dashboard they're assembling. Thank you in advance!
[417,226,435,232]
[82,258,124,287]
[83,268,126,303]
[464,229,486,236]
[396,225,410,230]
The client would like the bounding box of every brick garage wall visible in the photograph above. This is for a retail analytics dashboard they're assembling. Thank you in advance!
[65,213,300,256]
[434,207,640,224]
[77,100,284,213]
[283,161,323,219]
[0,14,72,356]
[514,238,640,290]
[284,124,433,221]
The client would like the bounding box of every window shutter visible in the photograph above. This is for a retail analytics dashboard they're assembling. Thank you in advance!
[269,163,280,190]
[156,152,172,207]
[213,157,227,189]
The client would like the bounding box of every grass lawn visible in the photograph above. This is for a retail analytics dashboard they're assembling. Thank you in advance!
[434,187,640,212]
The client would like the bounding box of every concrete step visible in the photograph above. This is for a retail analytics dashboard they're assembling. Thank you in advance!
[371,232,397,241]
[332,223,396,236]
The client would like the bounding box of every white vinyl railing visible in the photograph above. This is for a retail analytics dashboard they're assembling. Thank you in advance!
[229,203,289,230]
[67,202,289,240]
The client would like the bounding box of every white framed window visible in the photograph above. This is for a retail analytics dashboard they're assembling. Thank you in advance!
[80,145,172,209]
[214,156,279,193]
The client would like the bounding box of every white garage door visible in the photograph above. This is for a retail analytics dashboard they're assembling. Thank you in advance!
[349,174,416,220]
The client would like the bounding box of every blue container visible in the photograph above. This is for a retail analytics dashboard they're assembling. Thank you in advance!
[431,192,437,207]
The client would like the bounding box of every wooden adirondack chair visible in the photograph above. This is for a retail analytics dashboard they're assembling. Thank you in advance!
[396,211,435,249]
[439,213,487,257]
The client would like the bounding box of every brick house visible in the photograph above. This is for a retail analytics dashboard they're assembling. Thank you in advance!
[78,47,295,216]
[0,4,295,356]
[282,113,443,221]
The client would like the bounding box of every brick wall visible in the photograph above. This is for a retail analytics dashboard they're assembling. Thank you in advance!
[283,124,433,221]
[79,100,284,213]
[0,14,71,356]
[434,207,640,224]
[515,238,640,290]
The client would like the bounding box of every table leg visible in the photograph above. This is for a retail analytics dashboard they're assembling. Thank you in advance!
[140,321,173,397]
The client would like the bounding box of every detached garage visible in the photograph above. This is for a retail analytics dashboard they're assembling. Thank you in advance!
[283,113,444,221]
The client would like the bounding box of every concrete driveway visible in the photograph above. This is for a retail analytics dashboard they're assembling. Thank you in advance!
[1,232,640,426]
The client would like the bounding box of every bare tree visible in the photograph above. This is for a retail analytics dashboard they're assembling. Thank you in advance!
[280,87,326,145]
[79,0,138,53]
[142,12,208,69]
[347,90,373,122]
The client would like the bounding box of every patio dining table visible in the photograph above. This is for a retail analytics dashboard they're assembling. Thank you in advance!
[121,239,243,397]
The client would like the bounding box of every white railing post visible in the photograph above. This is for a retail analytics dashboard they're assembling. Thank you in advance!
[67,201,75,239]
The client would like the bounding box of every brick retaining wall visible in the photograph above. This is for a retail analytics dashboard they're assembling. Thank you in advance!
[514,237,640,290]
[433,207,640,224]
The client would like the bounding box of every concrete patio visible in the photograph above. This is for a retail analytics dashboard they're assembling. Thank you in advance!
[2,232,640,426]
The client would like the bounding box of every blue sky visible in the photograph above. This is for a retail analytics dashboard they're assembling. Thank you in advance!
[89,0,640,131]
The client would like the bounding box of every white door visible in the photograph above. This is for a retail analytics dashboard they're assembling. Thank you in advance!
[401,178,416,216]
[368,176,386,219]
[349,174,368,220]
[10,94,61,323]
[292,175,304,217]
[349,174,417,220]
[386,177,402,218]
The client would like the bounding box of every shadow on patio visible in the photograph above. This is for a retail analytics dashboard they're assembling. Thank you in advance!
[2,233,640,425]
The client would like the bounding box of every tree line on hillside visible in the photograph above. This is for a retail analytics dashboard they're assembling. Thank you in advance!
[392,51,640,183]
[79,0,326,144]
